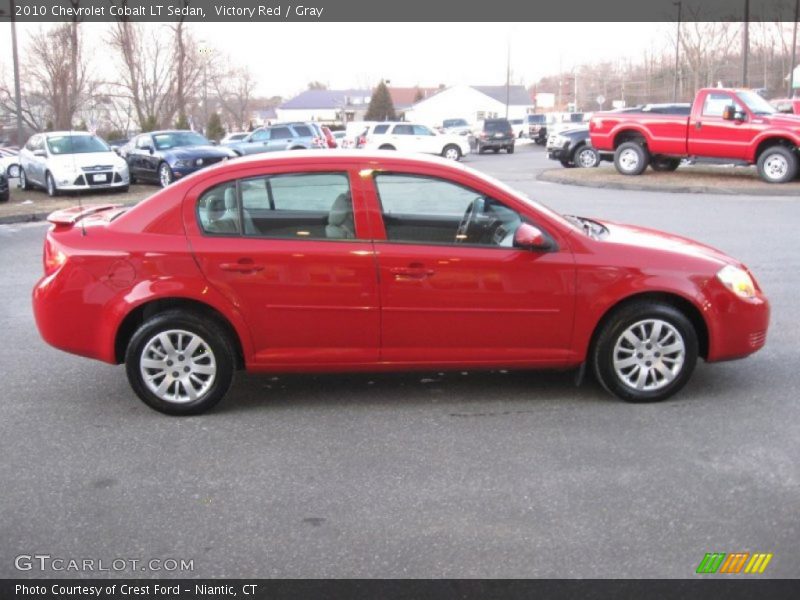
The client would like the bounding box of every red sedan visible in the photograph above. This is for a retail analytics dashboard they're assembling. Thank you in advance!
[32,151,769,415]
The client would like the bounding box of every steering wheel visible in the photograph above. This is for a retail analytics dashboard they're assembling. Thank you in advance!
[455,197,485,243]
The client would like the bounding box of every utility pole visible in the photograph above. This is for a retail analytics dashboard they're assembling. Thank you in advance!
[505,36,511,119]
[673,1,682,101]
[790,0,799,97]
[742,0,750,87]
[1,0,25,145]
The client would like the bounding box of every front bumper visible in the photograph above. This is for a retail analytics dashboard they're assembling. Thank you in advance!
[55,170,128,191]
[172,157,229,179]
[546,142,571,161]
[704,277,770,362]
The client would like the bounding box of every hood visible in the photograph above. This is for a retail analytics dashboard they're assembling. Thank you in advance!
[48,151,125,170]
[169,145,234,159]
[756,113,800,129]
[597,219,736,268]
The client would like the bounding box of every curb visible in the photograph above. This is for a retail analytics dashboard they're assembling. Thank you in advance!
[0,199,141,226]
[537,169,800,197]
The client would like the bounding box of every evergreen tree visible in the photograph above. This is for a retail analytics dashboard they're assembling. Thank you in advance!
[175,113,190,130]
[206,112,226,142]
[365,81,397,121]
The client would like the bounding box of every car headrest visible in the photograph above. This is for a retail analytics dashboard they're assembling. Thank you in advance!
[328,192,352,226]
[224,186,236,210]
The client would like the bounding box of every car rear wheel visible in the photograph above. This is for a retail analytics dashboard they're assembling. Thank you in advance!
[506,145,515,154]
[592,302,698,403]
[7,164,20,178]
[125,310,235,415]
[757,145,797,184]
[158,162,174,188]
[46,172,59,197]
[650,156,681,172]
[614,141,649,176]
[574,145,600,168]
[442,144,462,161]
[18,167,30,190]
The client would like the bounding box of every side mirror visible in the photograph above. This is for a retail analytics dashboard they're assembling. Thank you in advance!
[147,145,155,154]
[722,105,735,120]
[33,149,46,158]
[513,223,551,251]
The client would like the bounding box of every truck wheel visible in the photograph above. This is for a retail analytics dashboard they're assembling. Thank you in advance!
[650,156,681,172]
[614,141,650,176]
[757,146,797,184]
[574,145,600,168]
[560,158,575,168]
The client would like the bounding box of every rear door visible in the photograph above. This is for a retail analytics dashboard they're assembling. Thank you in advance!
[267,126,294,152]
[185,164,380,367]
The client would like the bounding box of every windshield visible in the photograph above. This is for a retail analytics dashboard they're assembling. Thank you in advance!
[46,135,110,155]
[737,91,776,115]
[443,119,467,128]
[153,132,210,150]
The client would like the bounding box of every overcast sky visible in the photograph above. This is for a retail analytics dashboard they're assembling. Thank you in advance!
[3,22,674,98]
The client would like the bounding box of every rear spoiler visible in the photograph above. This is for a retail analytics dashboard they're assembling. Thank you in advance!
[47,204,122,227]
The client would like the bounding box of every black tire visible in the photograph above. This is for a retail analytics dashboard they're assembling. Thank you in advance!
[592,301,698,403]
[19,167,30,191]
[560,158,575,168]
[46,172,59,197]
[756,145,798,184]
[441,144,462,161]
[158,162,174,188]
[650,156,681,172]
[378,144,396,151]
[0,189,8,203]
[477,143,485,154]
[573,144,601,168]
[129,171,137,184]
[7,164,20,179]
[506,145,515,154]
[614,141,650,176]
[125,310,236,415]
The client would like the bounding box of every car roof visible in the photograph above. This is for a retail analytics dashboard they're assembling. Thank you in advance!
[43,131,97,137]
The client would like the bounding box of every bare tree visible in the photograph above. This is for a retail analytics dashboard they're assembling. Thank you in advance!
[211,64,256,131]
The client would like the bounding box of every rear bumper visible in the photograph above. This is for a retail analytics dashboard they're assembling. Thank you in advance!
[475,137,514,149]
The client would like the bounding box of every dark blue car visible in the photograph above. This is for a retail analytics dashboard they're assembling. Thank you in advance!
[126,130,236,187]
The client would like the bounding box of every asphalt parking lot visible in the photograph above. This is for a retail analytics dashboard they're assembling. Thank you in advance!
[1,144,798,578]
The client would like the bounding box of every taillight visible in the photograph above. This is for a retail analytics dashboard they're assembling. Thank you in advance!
[43,237,67,276]
[357,136,366,147]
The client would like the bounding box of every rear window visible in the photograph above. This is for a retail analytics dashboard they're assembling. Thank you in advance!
[528,115,545,124]
[373,124,390,135]
[485,120,511,133]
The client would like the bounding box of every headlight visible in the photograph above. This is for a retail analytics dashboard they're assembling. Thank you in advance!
[716,265,756,299]
[174,159,193,168]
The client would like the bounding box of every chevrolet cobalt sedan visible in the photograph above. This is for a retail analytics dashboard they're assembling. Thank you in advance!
[33,151,769,414]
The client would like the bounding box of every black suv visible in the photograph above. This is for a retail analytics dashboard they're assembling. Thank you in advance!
[474,119,515,154]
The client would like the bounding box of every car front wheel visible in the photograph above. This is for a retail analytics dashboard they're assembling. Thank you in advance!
[574,145,600,168]
[158,162,174,187]
[592,302,698,403]
[19,167,30,190]
[442,144,462,161]
[46,172,59,197]
[125,310,235,415]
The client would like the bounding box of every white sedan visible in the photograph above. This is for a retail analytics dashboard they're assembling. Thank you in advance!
[360,122,471,161]
[19,131,129,196]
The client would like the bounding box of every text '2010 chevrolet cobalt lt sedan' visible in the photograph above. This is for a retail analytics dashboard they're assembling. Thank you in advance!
[33,151,769,414]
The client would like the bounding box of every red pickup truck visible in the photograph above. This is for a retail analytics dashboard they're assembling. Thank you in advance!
[589,88,800,183]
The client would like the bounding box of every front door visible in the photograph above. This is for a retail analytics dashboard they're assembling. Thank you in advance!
[367,171,576,365]
[186,168,380,367]
[688,91,755,160]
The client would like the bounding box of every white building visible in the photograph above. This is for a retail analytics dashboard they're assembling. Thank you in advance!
[405,85,534,126]
[275,89,372,124]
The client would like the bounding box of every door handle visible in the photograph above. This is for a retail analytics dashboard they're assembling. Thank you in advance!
[220,259,264,273]
[695,121,702,130]
[390,263,435,280]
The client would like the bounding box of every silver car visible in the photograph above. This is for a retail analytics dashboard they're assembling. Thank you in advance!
[223,123,327,156]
